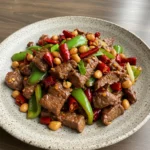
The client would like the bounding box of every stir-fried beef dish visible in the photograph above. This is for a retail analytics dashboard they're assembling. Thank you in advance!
[5,29,142,132]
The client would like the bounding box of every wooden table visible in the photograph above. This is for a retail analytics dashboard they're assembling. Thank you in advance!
[0,0,150,150]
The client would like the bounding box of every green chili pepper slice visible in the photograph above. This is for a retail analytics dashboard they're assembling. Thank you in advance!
[11,46,41,61]
[85,77,96,87]
[131,66,142,80]
[61,39,66,44]
[100,48,115,59]
[94,50,103,56]
[71,88,93,125]
[78,60,86,75]
[113,45,123,54]
[43,44,53,49]
[66,35,87,50]
[27,84,42,119]
[28,65,47,85]
[51,44,59,52]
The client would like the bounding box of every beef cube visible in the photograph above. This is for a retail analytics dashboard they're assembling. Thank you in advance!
[57,112,85,133]
[84,56,99,78]
[124,88,137,104]
[94,71,128,90]
[48,82,72,100]
[5,70,23,90]
[40,94,66,115]
[50,60,77,80]
[20,64,32,76]
[68,69,87,88]
[93,91,121,109]
[101,104,124,125]
[32,49,48,72]
[103,38,114,47]
[68,56,99,88]
[22,85,35,99]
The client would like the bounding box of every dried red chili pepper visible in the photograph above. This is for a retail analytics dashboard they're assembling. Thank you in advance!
[68,96,79,112]
[15,94,27,106]
[59,43,70,62]
[110,82,122,91]
[80,47,99,58]
[40,117,51,125]
[63,30,74,38]
[95,32,100,38]
[59,35,66,42]
[84,88,92,103]
[97,62,110,74]
[43,52,54,67]
[45,38,59,44]
[116,54,127,64]
[93,109,101,122]
[99,55,110,64]
[42,76,56,88]
[127,57,137,65]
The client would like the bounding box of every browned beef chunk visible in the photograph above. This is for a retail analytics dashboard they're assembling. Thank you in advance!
[32,49,48,72]
[50,60,77,80]
[94,71,128,90]
[20,64,32,76]
[101,104,124,125]
[84,56,99,78]
[5,70,23,90]
[103,38,114,47]
[68,56,99,88]
[93,91,122,109]
[68,69,87,88]
[109,59,123,71]
[48,82,72,100]
[40,109,57,120]
[124,88,137,104]
[22,85,35,99]
[57,112,85,133]
[40,94,66,115]
[41,82,72,115]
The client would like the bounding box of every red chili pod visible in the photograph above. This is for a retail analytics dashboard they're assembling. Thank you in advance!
[45,38,59,44]
[40,117,51,125]
[99,55,110,64]
[84,88,93,103]
[95,32,101,38]
[97,62,110,74]
[80,47,99,58]
[68,96,79,112]
[43,52,54,67]
[59,43,70,62]
[59,35,66,42]
[93,109,101,122]
[63,30,74,38]
[116,54,127,64]
[42,76,56,88]
[110,82,122,91]
[15,94,27,106]
[127,57,137,65]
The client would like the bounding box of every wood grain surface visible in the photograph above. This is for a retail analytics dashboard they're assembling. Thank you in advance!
[0,0,150,150]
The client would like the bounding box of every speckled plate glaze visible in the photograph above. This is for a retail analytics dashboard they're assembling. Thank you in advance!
[0,16,150,150]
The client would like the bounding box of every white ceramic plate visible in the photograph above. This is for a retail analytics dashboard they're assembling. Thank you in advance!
[0,16,150,150]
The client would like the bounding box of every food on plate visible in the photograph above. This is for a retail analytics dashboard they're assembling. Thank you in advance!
[5,29,142,133]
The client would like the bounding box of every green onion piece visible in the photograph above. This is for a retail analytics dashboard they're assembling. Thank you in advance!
[126,62,135,83]
[131,66,142,80]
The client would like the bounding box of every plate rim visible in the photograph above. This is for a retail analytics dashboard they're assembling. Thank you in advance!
[0,16,150,150]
